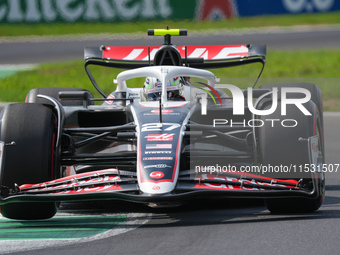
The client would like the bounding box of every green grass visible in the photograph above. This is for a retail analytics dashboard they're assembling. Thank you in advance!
[1,49,340,111]
[1,11,340,37]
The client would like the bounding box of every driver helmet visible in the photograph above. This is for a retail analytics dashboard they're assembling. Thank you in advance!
[143,77,185,101]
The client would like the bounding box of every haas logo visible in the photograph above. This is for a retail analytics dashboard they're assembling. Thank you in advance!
[146,134,174,141]
[150,171,165,179]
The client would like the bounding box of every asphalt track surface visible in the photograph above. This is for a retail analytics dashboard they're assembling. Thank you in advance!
[1,27,340,254]
[0,25,340,65]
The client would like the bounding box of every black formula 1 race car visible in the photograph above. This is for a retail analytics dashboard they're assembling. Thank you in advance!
[0,29,325,220]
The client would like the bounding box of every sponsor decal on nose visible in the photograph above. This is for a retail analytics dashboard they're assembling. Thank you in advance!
[146,134,174,141]
[150,171,165,179]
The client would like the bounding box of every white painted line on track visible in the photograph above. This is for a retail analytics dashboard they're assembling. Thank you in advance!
[0,212,151,254]
[0,64,38,70]
[0,63,38,79]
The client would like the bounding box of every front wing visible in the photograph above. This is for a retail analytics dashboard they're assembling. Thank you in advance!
[0,168,320,205]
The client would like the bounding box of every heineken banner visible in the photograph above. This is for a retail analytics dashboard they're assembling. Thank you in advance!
[0,0,339,24]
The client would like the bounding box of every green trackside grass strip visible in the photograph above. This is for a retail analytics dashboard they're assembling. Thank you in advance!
[0,65,38,79]
[0,215,127,240]
[1,49,340,111]
[0,70,17,79]
[1,11,340,37]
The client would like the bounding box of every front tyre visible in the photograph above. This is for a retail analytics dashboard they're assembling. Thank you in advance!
[0,103,59,220]
[258,96,325,213]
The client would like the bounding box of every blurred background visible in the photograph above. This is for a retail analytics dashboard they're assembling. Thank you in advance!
[1,0,339,25]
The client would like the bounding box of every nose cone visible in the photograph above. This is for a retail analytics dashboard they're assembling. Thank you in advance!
[139,181,177,194]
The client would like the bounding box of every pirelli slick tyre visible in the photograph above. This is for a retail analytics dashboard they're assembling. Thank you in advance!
[26,87,94,106]
[258,94,325,213]
[258,83,323,120]
[259,82,324,154]
[0,103,59,220]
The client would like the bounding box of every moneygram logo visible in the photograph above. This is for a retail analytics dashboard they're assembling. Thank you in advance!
[150,171,165,179]
[200,85,311,116]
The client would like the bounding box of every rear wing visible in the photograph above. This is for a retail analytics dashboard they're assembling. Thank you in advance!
[84,28,266,98]
[84,44,266,69]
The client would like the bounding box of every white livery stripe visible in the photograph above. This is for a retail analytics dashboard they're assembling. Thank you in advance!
[123,49,144,60]
[212,46,248,59]
[188,48,206,58]
[142,48,159,61]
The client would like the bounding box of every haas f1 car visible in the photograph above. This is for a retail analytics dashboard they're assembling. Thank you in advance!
[0,29,325,220]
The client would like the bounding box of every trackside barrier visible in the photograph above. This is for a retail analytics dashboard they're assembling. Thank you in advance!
[0,0,339,24]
